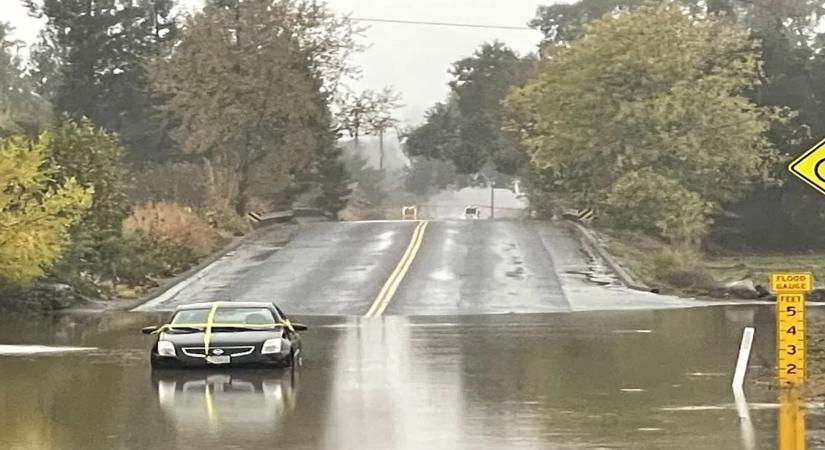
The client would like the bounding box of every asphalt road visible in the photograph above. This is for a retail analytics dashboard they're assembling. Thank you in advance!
[136,219,710,315]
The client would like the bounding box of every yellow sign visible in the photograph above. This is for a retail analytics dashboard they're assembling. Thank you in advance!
[770,272,813,293]
[777,293,806,385]
[778,389,806,450]
[790,137,825,196]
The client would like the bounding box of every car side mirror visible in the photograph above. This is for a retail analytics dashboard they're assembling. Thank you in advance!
[291,323,308,331]
[141,325,159,335]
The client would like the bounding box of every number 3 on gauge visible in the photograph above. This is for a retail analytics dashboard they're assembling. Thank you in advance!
[787,344,797,355]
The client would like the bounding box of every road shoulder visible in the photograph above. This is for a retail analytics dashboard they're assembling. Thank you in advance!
[122,223,300,311]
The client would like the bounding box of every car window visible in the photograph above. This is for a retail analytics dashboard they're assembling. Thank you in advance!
[172,307,276,325]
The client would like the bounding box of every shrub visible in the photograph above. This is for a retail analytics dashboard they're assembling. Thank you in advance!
[650,250,717,291]
[203,207,251,236]
[123,202,222,257]
[604,171,711,247]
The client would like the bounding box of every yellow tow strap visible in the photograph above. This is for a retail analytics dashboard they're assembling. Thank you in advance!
[203,301,221,357]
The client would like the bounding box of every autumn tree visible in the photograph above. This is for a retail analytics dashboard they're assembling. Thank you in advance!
[505,6,779,245]
[0,134,91,282]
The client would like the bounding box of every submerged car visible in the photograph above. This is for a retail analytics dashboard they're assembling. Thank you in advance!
[141,301,307,370]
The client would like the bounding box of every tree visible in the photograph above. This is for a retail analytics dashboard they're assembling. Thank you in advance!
[26,0,178,161]
[336,87,402,169]
[47,116,127,232]
[504,6,780,245]
[529,0,645,45]
[404,156,460,197]
[39,117,129,290]
[529,0,825,249]
[405,42,534,176]
[0,134,91,282]
[151,0,359,213]
[0,23,49,137]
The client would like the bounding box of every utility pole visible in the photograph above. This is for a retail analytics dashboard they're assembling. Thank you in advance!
[378,127,384,170]
[490,181,495,220]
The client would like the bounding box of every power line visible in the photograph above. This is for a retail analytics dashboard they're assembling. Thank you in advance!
[350,17,534,31]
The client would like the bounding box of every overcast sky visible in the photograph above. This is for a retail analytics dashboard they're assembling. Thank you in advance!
[5,0,551,124]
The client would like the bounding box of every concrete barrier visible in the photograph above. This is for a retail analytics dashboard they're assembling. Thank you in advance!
[567,220,651,292]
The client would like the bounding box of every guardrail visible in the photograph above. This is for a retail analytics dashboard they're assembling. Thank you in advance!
[246,208,336,227]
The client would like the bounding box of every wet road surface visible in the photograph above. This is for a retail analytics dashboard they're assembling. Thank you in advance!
[135,220,713,314]
[0,306,823,449]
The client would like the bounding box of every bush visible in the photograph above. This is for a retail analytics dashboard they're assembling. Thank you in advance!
[123,202,223,257]
[604,171,711,247]
[117,232,199,284]
[650,250,717,291]
[203,207,251,236]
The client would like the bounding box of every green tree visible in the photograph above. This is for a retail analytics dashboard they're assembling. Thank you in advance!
[404,156,460,197]
[47,116,127,231]
[0,134,91,282]
[151,0,359,213]
[41,117,129,292]
[25,0,178,161]
[406,42,534,175]
[0,23,50,137]
[529,0,825,249]
[505,5,779,244]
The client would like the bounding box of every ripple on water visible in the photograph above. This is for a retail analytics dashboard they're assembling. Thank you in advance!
[0,345,97,355]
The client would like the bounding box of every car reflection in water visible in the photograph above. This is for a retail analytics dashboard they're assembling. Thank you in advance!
[153,369,298,431]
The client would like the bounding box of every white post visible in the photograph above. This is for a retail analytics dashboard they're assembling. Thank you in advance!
[733,386,756,450]
[732,327,755,389]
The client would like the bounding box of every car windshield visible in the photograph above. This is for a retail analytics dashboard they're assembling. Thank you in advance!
[171,307,278,326]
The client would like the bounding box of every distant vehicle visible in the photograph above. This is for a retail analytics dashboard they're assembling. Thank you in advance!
[402,206,418,220]
[142,301,307,370]
[464,206,480,219]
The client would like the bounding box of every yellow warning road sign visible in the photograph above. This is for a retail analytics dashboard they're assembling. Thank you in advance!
[790,136,825,196]
[770,272,813,293]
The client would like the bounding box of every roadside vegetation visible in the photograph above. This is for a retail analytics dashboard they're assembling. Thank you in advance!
[0,0,395,311]
[406,0,825,298]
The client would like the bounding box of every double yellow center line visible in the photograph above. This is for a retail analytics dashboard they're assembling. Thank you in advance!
[365,220,429,317]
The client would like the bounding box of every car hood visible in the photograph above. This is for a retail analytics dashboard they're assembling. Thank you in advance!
[161,330,282,346]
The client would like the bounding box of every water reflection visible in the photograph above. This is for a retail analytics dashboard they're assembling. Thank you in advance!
[321,316,465,450]
[153,369,298,432]
[0,307,824,449]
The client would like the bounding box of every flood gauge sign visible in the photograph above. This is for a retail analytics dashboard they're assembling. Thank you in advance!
[770,272,812,386]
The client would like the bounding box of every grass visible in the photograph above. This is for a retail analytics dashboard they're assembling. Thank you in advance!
[599,228,825,293]
[703,253,825,287]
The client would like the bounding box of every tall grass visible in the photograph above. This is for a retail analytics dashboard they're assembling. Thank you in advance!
[123,202,222,257]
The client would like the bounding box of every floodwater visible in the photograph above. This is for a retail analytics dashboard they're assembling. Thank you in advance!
[0,305,823,450]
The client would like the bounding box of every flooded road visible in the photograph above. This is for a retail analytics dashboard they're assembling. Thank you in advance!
[1,305,823,450]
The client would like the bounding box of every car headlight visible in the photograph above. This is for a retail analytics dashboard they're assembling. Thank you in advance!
[261,338,283,355]
[157,341,176,357]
